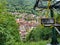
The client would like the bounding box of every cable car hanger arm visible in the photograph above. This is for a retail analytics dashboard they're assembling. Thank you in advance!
[33,0,40,10]
[33,0,60,10]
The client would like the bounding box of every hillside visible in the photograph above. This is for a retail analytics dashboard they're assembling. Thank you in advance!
[7,0,36,12]
[0,0,60,45]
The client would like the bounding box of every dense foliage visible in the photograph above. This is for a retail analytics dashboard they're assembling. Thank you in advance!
[7,0,36,12]
[0,13,20,45]
[27,25,52,41]
[0,0,60,45]
[0,0,20,45]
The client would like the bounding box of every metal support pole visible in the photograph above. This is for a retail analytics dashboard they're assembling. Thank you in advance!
[50,9,59,45]
[51,27,59,45]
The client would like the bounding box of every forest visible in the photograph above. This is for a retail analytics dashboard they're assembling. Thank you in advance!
[0,0,60,45]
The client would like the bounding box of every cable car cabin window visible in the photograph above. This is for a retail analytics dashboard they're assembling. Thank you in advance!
[56,0,60,1]
[37,1,48,8]
[34,0,59,8]
[35,0,54,9]
[41,0,51,1]
[41,18,55,24]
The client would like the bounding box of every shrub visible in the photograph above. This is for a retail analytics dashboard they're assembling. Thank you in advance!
[0,13,20,45]
[27,25,52,41]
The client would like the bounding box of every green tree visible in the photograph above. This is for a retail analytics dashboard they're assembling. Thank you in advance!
[27,26,52,41]
[0,0,7,13]
[0,13,20,45]
[0,0,20,45]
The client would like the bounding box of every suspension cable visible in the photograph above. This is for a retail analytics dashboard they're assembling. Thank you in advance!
[55,27,60,35]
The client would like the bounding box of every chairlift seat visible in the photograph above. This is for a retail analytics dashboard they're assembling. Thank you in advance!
[41,18,55,24]
[41,18,60,27]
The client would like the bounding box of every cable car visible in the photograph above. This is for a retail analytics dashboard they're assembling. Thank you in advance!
[33,0,60,45]
[33,0,60,26]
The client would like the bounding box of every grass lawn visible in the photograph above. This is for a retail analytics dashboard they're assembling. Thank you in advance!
[19,40,49,45]
[18,38,60,45]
